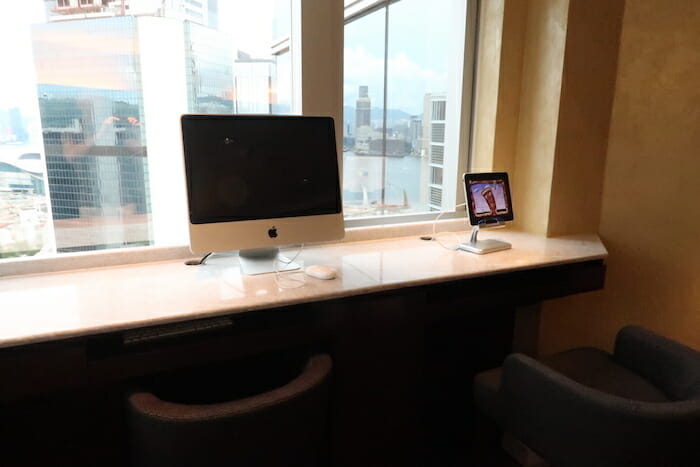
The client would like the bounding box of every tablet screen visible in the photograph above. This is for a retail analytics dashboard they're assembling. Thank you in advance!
[463,172,514,226]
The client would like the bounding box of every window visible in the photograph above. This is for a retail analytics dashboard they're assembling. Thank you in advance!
[0,1,297,260]
[1,0,475,267]
[343,0,474,221]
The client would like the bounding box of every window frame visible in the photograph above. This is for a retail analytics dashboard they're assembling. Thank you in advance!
[0,0,478,275]
[341,0,478,229]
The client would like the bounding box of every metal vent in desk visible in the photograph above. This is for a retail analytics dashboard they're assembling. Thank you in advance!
[123,316,234,345]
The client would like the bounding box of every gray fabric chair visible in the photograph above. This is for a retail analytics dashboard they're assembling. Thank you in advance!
[128,353,332,467]
[474,326,700,467]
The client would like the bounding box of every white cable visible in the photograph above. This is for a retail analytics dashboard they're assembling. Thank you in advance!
[274,244,306,289]
[431,203,467,250]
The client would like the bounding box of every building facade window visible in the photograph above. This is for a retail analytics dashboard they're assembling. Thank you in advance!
[342,0,474,221]
[0,0,297,260]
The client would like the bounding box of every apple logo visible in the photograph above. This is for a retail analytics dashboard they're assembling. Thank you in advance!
[268,226,278,238]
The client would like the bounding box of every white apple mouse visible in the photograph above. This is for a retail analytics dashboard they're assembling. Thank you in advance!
[304,264,337,280]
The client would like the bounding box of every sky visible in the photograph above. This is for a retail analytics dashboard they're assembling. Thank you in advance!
[343,0,464,116]
[0,2,45,109]
[218,0,276,57]
[0,1,46,149]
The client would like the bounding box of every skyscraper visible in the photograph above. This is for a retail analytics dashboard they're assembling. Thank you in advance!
[354,85,372,154]
[31,1,240,252]
[33,16,152,251]
[423,92,447,211]
[185,21,235,114]
[44,0,218,27]
[2,0,286,257]
[355,85,371,130]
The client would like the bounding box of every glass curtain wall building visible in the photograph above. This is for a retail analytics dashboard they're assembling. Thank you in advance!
[0,0,295,259]
[33,17,151,252]
[185,21,235,114]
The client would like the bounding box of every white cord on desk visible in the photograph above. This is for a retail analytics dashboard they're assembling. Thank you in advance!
[274,244,306,289]
[431,203,468,250]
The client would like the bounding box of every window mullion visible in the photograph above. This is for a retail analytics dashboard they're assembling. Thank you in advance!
[380,4,390,212]
[344,0,397,23]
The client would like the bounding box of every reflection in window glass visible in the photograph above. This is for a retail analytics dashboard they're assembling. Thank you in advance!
[0,0,294,259]
[343,0,467,218]
[273,51,294,114]
[273,0,292,44]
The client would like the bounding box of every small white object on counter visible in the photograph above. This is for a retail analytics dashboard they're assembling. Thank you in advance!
[304,264,337,280]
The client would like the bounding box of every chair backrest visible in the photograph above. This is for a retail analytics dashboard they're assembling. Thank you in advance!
[128,353,332,467]
[614,326,700,401]
[502,352,700,467]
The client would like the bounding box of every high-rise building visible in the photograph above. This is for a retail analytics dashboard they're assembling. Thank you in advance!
[1,0,284,257]
[423,92,447,211]
[185,21,235,114]
[44,0,217,27]
[33,16,152,251]
[355,85,371,129]
[30,7,255,252]
[409,116,422,155]
[354,85,373,154]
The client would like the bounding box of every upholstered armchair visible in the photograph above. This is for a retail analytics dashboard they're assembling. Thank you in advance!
[474,326,700,467]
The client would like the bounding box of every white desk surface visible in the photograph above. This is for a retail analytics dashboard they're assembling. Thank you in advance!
[0,230,607,349]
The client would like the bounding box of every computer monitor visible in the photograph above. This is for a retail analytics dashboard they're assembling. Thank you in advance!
[460,172,513,254]
[181,115,345,274]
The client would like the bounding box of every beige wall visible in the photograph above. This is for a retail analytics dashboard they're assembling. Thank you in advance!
[546,0,624,237]
[492,0,526,175]
[510,0,569,235]
[472,0,568,235]
[471,0,504,172]
[540,0,700,353]
[472,0,528,175]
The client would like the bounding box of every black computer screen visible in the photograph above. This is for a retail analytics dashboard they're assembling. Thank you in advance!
[182,115,342,224]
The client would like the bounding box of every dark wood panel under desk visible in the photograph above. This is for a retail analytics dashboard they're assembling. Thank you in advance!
[0,341,88,402]
[422,260,606,320]
[327,291,425,467]
[86,305,325,386]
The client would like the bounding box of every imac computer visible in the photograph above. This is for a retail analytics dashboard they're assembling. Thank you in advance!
[181,115,345,274]
[459,172,514,254]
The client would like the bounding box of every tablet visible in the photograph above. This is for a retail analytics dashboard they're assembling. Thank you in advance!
[463,172,514,226]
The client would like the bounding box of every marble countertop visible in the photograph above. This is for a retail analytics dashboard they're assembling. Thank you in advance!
[0,230,607,349]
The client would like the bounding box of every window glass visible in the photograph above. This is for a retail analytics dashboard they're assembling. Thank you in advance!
[342,8,387,218]
[0,0,295,259]
[272,51,294,114]
[343,0,469,219]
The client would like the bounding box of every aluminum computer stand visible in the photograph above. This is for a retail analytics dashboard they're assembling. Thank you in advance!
[458,223,511,254]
